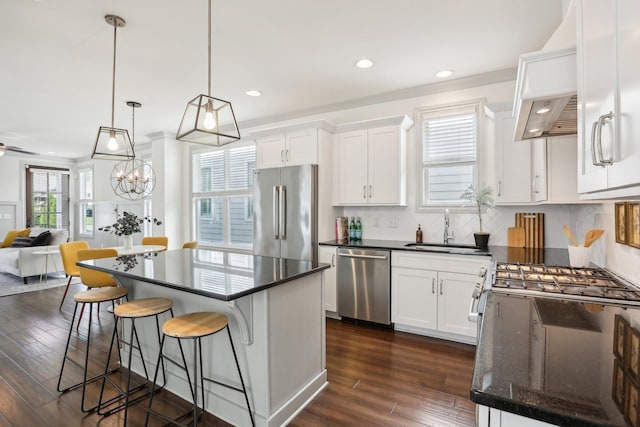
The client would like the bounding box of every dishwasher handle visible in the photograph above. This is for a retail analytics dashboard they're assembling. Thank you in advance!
[338,253,388,260]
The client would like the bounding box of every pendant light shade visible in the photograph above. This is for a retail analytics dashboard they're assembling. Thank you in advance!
[92,15,135,160]
[176,0,240,146]
[110,101,156,200]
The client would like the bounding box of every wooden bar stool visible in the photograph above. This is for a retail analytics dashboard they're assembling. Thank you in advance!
[145,312,254,427]
[97,297,177,426]
[57,286,129,412]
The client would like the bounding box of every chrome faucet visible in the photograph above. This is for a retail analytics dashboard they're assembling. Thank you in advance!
[443,209,453,245]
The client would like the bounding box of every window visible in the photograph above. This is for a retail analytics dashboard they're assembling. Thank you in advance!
[417,101,481,208]
[78,168,94,236]
[192,144,256,249]
[26,166,70,230]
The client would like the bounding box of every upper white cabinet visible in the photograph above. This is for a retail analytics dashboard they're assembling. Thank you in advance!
[332,115,413,206]
[253,122,334,169]
[577,0,640,198]
[495,111,532,204]
[494,111,579,205]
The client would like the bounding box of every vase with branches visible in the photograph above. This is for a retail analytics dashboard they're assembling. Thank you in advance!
[460,184,494,247]
[99,209,162,249]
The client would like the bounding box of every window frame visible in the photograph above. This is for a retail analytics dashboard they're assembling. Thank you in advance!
[190,141,256,251]
[77,167,94,237]
[25,165,70,230]
[415,99,484,212]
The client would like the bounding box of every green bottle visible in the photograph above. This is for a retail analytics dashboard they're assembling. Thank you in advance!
[349,217,356,241]
[355,217,362,241]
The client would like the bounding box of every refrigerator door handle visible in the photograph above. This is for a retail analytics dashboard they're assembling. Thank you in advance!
[273,186,280,239]
[279,185,286,239]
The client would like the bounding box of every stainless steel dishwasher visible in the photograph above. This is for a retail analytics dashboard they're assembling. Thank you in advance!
[337,248,391,326]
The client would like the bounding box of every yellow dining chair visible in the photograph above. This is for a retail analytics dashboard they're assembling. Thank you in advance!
[141,236,168,251]
[182,241,198,249]
[59,241,90,310]
[76,248,119,329]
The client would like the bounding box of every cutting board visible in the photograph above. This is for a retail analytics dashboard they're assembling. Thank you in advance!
[515,213,545,248]
[507,227,525,247]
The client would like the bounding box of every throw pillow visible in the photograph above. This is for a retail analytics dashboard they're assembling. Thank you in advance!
[2,228,31,248]
[10,236,34,247]
[30,231,52,247]
[49,229,69,246]
[29,227,49,238]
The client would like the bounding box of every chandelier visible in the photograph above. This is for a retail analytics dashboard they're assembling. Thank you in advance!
[110,101,156,200]
[175,0,240,146]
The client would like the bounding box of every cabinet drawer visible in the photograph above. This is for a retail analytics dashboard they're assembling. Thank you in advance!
[391,251,490,275]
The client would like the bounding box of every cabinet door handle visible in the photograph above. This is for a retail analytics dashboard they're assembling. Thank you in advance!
[331,254,335,267]
[285,149,289,161]
[597,112,614,165]
[532,175,540,194]
[497,180,501,197]
[363,185,367,199]
[432,278,435,294]
[281,150,285,162]
[368,185,372,198]
[590,120,602,166]
[439,279,444,295]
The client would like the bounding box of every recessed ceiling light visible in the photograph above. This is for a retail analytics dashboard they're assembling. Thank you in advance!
[528,128,540,133]
[47,151,56,154]
[435,70,453,78]
[536,108,551,114]
[355,58,373,69]
[246,90,262,97]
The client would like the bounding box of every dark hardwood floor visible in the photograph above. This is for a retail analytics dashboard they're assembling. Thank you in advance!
[0,281,476,426]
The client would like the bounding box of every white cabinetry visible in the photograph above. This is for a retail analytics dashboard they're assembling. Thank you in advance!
[391,251,489,344]
[333,115,413,206]
[577,0,640,198]
[531,138,547,203]
[495,111,532,204]
[494,112,578,204]
[477,405,557,427]
[253,122,334,169]
[318,246,337,313]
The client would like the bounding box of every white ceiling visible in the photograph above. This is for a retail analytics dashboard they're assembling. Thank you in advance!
[0,0,563,160]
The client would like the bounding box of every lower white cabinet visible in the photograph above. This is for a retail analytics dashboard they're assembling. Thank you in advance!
[478,405,558,427]
[319,246,337,313]
[391,251,490,343]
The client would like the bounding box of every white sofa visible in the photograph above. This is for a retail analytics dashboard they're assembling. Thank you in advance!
[0,228,68,284]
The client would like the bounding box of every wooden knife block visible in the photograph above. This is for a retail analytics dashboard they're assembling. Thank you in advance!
[515,213,545,248]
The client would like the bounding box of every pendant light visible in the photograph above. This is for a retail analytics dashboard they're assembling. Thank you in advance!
[110,101,156,200]
[91,15,135,160]
[176,0,241,146]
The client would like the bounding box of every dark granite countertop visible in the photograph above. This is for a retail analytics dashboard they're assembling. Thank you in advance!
[77,248,329,301]
[320,239,572,264]
[471,292,630,426]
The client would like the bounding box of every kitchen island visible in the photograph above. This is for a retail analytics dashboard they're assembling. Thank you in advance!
[79,248,329,427]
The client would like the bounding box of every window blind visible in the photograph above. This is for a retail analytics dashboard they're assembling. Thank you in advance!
[419,104,479,206]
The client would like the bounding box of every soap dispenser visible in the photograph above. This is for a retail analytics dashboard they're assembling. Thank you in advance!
[416,224,423,243]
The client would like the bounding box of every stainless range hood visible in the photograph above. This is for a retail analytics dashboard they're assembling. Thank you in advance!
[512,46,577,141]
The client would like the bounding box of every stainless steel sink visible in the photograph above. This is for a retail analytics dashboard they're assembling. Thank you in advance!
[404,242,483,255]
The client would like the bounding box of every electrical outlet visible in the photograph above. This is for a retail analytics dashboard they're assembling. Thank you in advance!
[388,218,399,228]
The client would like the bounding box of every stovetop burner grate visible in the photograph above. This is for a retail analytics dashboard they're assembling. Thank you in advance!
[492,262,640,302]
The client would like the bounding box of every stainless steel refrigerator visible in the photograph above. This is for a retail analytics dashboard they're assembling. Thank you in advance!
[253,164,318,262]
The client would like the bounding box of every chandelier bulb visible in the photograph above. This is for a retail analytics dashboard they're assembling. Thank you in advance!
[203,101,217,130]
[107,130,119,151]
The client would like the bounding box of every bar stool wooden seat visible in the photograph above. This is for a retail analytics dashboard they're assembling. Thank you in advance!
[57,286,129,412]
[97,297,177,426]
[146,312,255,427]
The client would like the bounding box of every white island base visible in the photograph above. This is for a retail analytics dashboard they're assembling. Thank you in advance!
[116,272,327,427]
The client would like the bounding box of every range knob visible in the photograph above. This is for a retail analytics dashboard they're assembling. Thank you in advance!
[478,266,487,278]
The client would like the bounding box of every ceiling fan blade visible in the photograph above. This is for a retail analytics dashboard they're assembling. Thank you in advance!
[0,143,39,155]
[6,146,39,155]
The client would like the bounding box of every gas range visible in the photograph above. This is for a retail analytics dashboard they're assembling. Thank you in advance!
[488,262,640,307]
